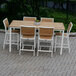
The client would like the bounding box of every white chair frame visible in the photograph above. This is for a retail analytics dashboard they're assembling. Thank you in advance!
[19,25,36,56]
[3,18,19,50]
[37,27,54,57]
[54,22,73,54]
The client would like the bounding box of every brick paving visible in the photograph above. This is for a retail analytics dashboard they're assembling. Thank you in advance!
[0,32,76,76]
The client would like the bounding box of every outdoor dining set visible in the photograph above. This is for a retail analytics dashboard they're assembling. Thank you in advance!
[3,17,73,57]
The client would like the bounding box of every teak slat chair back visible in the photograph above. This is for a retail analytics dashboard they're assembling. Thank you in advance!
[40,27,54,35]
[23,17,36,21]
[3,18,9,32]
[67,22,73,33]
[39,27,54,39]
[21,26,35,37]
[41,18,54,22]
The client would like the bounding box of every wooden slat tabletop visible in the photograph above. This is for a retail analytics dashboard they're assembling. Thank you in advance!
[9,20,65,30]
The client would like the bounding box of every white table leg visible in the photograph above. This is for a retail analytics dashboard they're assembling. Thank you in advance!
[60,30,64,55]
[9,27,12,52]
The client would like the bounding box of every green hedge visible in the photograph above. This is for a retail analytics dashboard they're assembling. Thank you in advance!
[0,6,76,32]
[39,7,76,32]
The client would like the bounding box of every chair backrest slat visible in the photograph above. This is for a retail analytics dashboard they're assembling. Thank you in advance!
[21,26,35,37]
[39,27,54,39]
[23,17,36,21]
[67,22,73,33]
[41,18,54,22]
[3,18,9,32]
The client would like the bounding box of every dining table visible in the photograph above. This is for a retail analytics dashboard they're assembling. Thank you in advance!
[9,20,65,55]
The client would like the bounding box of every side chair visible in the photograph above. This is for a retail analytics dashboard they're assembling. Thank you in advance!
[54,22,73,54]
[19,25,36,56]
[3,18,20,50]
[37,27,54,57]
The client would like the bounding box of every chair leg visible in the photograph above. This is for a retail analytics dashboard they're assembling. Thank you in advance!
[37,41,39,56]
[60,37,63,55]
[17,43,19,50]
[3,34,6,50]
[37,44,39,56]
[52,39,54,51]
[50,40,53,57]
[37,51,39,56]
[51,52,53,57]
[68,37,70,53]
[19,39,21,55]
[68,45,70,53]
[33,51,35,56]
[17,34,19,50]
[19,50,21,55]
[22,40,24,49]
[54,36,57,52]
[33,45,35,56]
[37,39,39,56]
[54,46,56,53]
[3,40,6,50]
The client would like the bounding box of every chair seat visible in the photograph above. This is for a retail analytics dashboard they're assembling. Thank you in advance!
[40,35,52,39]
[8,29,20,33]
[55,33,68,36]
[22,35,34,39]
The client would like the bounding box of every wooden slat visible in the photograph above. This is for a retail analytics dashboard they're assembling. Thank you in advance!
[55,32,68,36]
[67,22,73,33]
[21,27,35,35]
[21,26,35,38]
[3,18,9,28]
[41,18,54,22]
[23,17,36,21]
[39,28,54,39]
[40,28,53,36]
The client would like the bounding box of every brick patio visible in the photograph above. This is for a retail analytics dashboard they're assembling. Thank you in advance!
[0,32,76,76]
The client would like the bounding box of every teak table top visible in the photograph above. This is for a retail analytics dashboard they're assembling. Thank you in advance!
[9,20,65,31]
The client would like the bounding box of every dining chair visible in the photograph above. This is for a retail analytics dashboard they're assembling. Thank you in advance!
[19,25,36,56]
[3,18,20,50]
[37,27,54,57]
[54,22,73,54]
[41,17,54,22]
[23,16,36,21]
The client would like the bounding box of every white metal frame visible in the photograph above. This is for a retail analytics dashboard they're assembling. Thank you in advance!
[41,17,54,22]
[54,22,73,55]
[19,25,36,56]
[37,26,54,57]
[23,16,36,21]
[3,18,19,51]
